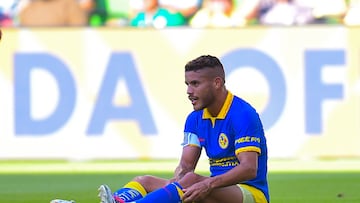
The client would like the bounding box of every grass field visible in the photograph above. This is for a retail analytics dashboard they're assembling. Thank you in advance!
[0,159,359,203]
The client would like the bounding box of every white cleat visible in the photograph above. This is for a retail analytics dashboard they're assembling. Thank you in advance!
[98,184,116,203]
[50,199,75,203]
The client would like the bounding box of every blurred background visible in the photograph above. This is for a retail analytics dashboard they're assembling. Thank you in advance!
[1,0,360,27]
[0,0,359,169]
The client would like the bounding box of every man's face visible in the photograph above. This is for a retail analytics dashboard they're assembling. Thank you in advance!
[185,69,216,111]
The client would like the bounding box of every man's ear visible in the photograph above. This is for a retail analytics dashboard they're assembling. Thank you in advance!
[214,77,223,89]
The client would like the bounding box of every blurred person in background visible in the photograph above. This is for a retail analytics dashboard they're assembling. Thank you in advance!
[18,0,87,26]
[158,0,202,22]
[77,0,96,25]
[234,0,345,26]
[230,0,313,26]
[343,0,360,25]
[259,0,313,26]
[189,0,248,27]
[129,0,187,28]
[0,9,13,27]
[0,0,21,26]
[88,0,130,26]
[302,0,347,24]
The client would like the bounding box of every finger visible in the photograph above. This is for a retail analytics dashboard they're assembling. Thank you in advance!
[182,191,193,202]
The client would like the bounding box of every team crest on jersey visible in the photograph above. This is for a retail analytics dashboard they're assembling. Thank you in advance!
[218,133,229,149]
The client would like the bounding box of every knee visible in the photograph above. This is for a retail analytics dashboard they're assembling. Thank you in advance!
[182,171,199,181]
[131,175,169,193]
[132,175,152,185]
[179,172,203,188]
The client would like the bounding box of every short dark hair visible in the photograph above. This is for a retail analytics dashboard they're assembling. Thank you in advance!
[185,55,225,82]
[185,55,223,72]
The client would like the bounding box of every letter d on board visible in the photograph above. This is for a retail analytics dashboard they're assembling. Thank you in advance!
[14,53,76,135]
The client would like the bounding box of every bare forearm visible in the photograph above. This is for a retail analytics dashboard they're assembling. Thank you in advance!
[174,146,201,180]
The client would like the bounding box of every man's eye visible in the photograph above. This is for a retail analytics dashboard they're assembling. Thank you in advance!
[191,82,199,87]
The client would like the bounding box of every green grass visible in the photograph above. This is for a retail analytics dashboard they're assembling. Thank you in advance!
[0,160,359,203]
[0,173,164,203]
[269,172,360,202]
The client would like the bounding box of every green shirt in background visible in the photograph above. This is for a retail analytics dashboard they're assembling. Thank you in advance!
[130,8,187,28]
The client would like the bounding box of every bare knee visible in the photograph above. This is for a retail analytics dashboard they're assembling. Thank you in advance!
[132,175,155,189]
[182,171,200,180]
[178,172,205,188]
[132,175,168,192]
[133,175,151,183]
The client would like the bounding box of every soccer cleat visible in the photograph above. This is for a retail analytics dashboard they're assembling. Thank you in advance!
[98,184,117,203]
[50,199,75,203]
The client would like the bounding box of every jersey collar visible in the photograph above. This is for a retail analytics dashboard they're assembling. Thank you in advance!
[202,91,233,120]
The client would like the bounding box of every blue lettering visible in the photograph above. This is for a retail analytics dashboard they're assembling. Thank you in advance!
[14,53,76,135]
[222,49,286,130]
[87,52,157,135]
[305,50,345,134]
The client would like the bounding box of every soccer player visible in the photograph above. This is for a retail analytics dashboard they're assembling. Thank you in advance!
[96,55,270,203]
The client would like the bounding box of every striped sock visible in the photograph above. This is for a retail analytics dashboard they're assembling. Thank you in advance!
[113,181,147,202]
[135,182,183,203]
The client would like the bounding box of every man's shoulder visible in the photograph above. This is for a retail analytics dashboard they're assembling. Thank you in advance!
[230,96,254,110]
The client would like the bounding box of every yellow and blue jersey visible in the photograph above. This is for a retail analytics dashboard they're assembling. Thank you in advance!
[183,92,269,202]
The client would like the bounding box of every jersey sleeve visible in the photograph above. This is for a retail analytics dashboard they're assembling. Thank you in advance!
[182,111,201,148]
[182,132,201,147]
[234,109,264,155]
